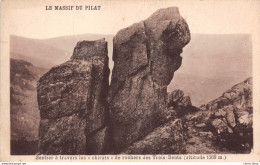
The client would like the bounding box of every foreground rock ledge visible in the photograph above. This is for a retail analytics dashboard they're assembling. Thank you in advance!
[37,39,110,154]
[108,7,190,153]
[121,119,187,154]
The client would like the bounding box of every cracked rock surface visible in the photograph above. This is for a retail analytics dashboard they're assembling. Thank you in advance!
[37,39,110,154]
[108,7,190,153]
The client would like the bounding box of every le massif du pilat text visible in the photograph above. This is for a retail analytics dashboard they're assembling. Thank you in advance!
[46,5,101,10]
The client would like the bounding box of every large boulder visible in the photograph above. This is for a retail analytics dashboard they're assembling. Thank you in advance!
[166,90,199,121]
[108,7,190,153]
[37,39,110,154]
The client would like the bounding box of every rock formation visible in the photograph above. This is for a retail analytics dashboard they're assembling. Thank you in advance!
[37,7,191,155]
[108,7,190,153]
[36,7,252,155]
[37,39,110,154]
[207,77,253,151]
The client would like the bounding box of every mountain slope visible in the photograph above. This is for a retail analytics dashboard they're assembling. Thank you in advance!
[10,58,48,155]
[169,34,252,106]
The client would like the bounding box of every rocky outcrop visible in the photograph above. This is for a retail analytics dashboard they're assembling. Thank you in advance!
[190,77,253,152]
[108,7,190,153]
[37,39,110,154]
[208,78,253,151]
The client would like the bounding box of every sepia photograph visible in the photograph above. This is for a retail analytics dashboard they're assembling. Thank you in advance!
[0,0,260,162]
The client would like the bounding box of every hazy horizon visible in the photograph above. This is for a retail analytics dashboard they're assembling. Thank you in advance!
[10,33,252,106]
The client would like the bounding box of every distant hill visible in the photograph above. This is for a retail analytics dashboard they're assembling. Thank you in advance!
[10,36,67,68]
[10,33,252,106]
[10,34,114,69]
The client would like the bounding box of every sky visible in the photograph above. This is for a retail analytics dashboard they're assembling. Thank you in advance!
[1,0,260,39]
[1,0,259,92]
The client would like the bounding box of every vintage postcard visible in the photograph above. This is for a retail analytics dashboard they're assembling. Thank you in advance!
[0,0,260,162]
